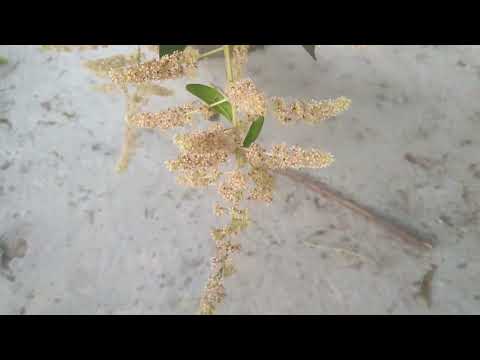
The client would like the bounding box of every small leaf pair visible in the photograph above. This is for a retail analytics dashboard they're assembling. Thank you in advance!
[186,83,264,148]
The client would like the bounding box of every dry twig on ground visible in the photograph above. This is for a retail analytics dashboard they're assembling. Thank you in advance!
[279,169,434,251]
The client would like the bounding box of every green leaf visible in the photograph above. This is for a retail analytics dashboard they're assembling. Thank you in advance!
[243,116,264,147]
[159,45,187,58]
[301,45,317,60]
[0,56,8,65]
[186,84,233,122]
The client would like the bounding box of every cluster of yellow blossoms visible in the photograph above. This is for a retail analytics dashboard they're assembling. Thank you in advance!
[110,47,200,84]
[271,96,351,125]
[46,45,352,314]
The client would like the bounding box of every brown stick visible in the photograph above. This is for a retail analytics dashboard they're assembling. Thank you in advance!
[278,169,434,251]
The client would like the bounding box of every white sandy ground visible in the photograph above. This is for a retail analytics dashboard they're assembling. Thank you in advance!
[0,45,479,314]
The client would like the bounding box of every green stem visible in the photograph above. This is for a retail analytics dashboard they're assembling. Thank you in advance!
[137,46,142,64]
[224,45,237,126]
[224,45,233,83]
[198,46,225,59]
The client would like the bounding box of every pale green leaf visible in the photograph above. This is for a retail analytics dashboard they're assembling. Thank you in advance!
[243,116,264,147]
[186,84,233,122]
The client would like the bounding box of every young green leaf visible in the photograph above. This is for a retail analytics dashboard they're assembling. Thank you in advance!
[0,56,8,65]
[159,45,187,58]
[243,116,264,147]
[186,84,233,122]
[301,45,317,60]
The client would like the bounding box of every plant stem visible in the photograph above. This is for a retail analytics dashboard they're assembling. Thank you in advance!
[198,46,225,59]
[223,45,237,126]
[137,46,142,64]
[224,45,233,83]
